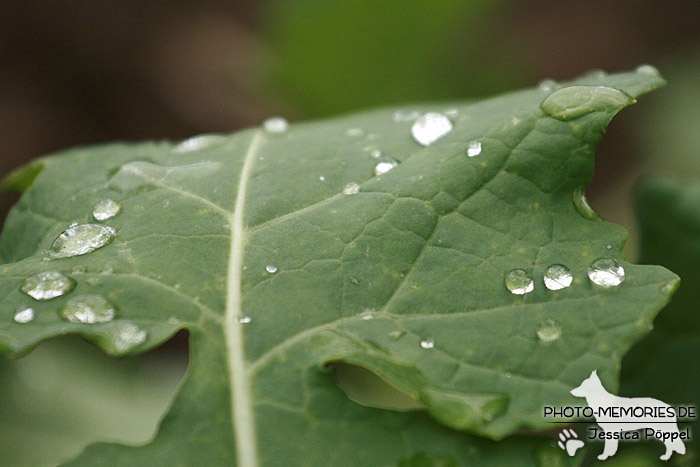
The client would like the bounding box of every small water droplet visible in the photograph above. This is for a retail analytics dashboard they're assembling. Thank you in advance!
[263,117,288,133]
[573,186,599,220]
[93,199,121,221]
[389,330,406,341]
[606,244,613,250]
[359,309,375,320]
[543,264,573,291]
[537,319,562,343]
[444,108,459,117]
[540,86,633,121]
[538,79,559,92]
[21,271,75,300]
[467,140,482,157]
[172,134,226,152]
[369,149,383,159]
[344,128,364,137]
[237,316,252,324]
[393,109,420,122]
[636,64,660,76]
[411,113,452,146]
[505,269,534,295]
[265,265,278,274]
[60,294,116,323]
[420,338,435,349]
[319,176,326,181]
[13,307,35,323]
[374,157,399,175]
[588,258,625,287]
[111,322,148,352]
[342,182,360,195]
[49,224,117,259]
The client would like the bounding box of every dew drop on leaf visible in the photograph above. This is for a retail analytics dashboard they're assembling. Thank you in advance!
[420,338,435,349]
[344,128,364,137]
[540,85,633,121]
[536,319,562,343]
[342,182,360,195]
[265,265,278,274]
[49,224,117,259]
[237,316,252,324]
[374,157,399,175]
[263,117,288,134]
[636,64,660,76]
[587,258,625,287]
[368,149,383,159]
[93,199,121,221]
[505,269,534,295]
[172,134,227,153]
[21,271,75,300]
[538,79,559,92]
[467,141,482,157]
[110,321,148,352]
[411,112,452,146]
[59,294,116,323]
[543,264,573,291]
[13,306,35,324]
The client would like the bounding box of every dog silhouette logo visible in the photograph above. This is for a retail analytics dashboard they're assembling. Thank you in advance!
[570,370,686,461]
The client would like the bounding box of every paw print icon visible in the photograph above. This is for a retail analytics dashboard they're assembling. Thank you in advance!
[557,428,584,456]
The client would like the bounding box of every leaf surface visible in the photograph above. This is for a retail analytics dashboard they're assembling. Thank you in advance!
[0,68,676,466]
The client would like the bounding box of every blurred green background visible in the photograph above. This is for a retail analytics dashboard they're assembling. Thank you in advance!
[1,0,699,465]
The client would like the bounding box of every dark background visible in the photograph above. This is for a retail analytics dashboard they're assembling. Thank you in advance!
[1,1,699,465]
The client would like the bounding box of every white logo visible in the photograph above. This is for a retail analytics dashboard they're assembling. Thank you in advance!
[557,428,584,456]
[570,370,687,461]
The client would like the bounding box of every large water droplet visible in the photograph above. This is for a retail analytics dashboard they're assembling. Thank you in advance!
[172,134,226,152]
[13,307,35,323]
[588,258,625,287]
[537,319,562,343]
[93,199,121,221]
[21,271,75,300]
[420,338,435,349]
[374,157,399,175]
[540,86,633,121]
[111,322,148,352]
[467,140,482,157]
[342,182,360,195]
[60,294,116,323]
[49,224,117,259]
[411,113,452,146]
[573,186,599,220]
[263,117,288,133]
[393,109,420,122]
[543,264,573,291]
[265,265,278,274]
[505,269,534,295]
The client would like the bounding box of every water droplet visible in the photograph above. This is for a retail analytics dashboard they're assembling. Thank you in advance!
[606,244,613,250]
[265,265,278,274]
[466,140,482,157]
[13,307,35,324]
[444,108,459,117]
[368,149,383,159]
[49,224,117,259]
[543,264,573,291]
[389,330,406,341]
[342,182,360,195]
[537,319,562,343]
[111,321,148,352]
[636,64,660,76]
[93,199,121,221]
[60,294,116,323]
[393,109,420,122]
[420,338,435,349]
[538,79,559,92]
[374,157,399,175]
[540,86,633,121]
[319,176,326,181]
[588,258,625,287]
[237,316,252,324]
[411,113,452,146]
[359,309,375,320]
[344,128,364,137]
[573,186,599,220]
[21,271,75,300]
[172,134,226,152]
[263,117,288,133]
[505,269,534,295]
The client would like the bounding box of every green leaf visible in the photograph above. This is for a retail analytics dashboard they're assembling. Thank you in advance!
[0,68,676,466]
[621,179,700,455]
